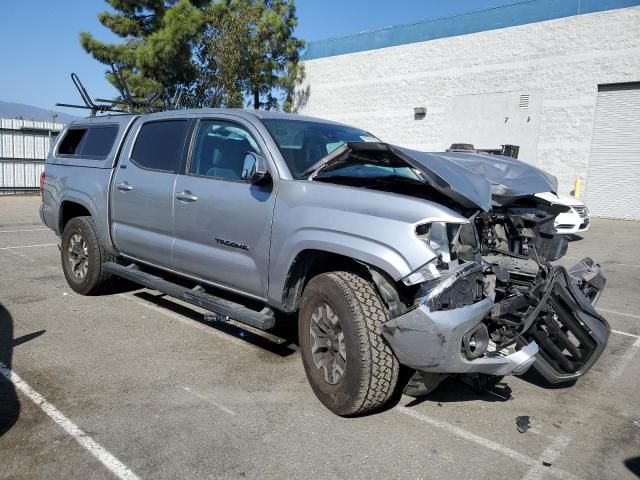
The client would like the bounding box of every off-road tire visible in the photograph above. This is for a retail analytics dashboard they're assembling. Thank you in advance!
[61,216,116,295]
[299,271,400,416]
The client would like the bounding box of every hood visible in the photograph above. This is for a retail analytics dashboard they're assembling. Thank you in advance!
[392,146,558,211]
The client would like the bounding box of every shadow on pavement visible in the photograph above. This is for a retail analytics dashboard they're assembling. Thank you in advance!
[133,291,298,357]
[0,303,19,438]
[625,457,640,478]
[403,376,514,408]
[518,367,576,389]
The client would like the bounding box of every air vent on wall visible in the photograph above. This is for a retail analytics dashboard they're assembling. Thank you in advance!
[518,94,530,109]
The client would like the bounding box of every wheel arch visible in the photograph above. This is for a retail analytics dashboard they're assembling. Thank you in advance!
[276,248,408,316]
[56,192,114,253]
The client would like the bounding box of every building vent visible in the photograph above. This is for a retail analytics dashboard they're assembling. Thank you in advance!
[518,94,530,109]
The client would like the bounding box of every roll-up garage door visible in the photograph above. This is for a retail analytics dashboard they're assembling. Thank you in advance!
[586,83,640,220]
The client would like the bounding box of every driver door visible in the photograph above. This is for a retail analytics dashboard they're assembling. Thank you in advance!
[171,118,276,299]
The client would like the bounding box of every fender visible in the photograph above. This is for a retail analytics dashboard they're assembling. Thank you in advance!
[267,228,415,310]
[57,187,116,253]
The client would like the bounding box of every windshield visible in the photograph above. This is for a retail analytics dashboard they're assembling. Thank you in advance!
[262,119,379,178]
[315,164,422,182]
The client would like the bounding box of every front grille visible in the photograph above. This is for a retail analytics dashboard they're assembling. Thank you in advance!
[573,206,588,218]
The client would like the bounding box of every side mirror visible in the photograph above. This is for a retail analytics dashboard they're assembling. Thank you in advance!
[242,152,269,184]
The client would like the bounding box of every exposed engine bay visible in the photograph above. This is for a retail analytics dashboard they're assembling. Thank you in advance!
[311,142,610,392]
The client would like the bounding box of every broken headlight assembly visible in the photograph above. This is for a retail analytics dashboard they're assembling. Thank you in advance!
[401,221,464,286]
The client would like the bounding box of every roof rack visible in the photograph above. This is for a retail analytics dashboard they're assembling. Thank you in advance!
[56,65,166,117]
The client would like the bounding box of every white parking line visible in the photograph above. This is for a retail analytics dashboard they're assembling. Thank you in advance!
[599,308,640,320]
[0,243,57,250]
[0,228,49,233]
[563,256,640,269]
[612,329,640,339]
[0,361,141,480]
[523,434,572,480]
[611,337,640,380]
[180,386,237,416]
[396,406,582,480]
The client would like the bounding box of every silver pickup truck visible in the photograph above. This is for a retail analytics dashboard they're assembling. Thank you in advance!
[41,109,609,416]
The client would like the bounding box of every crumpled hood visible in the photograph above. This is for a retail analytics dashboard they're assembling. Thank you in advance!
[391,146,559,211]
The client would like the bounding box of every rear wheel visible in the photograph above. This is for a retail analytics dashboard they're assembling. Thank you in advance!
[61,216,115,295]
[299,271,399,416]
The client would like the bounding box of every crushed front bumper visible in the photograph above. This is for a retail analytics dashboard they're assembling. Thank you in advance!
[382,297,539,376]
[382,257,609,382]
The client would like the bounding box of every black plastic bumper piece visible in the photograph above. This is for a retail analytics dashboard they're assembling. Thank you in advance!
[521,259,609,384]
[103,262,275,331]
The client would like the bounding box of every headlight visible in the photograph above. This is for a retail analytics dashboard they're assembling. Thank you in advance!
[402,257,441,286]
[402,221,464,286]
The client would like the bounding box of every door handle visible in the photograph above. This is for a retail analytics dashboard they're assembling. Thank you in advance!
[117,181,133,192]
[175,191,198,203]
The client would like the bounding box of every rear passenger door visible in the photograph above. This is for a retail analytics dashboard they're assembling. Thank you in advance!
[172,118,276,299]
[111,119,190,268]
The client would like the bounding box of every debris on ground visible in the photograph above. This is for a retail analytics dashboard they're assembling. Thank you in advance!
[516,415,531,433]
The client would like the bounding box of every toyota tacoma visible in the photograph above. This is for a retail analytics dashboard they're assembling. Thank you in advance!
[40,109,609,416]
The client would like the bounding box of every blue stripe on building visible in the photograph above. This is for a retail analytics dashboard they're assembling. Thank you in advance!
[303,0,640,60]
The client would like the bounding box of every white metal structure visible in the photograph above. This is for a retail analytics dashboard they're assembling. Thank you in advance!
[0,118,63,193]
[586,84,640,221]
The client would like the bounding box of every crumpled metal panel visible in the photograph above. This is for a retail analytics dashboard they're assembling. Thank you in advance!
[392,146,558,211]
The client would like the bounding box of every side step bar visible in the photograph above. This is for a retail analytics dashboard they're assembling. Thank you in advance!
[103,262,275,331]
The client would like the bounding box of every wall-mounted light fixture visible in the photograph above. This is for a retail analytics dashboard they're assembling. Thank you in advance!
[414,106,427,119]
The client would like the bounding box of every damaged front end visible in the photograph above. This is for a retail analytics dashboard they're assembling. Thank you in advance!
[382,200,610,391]
[309,142,610,393]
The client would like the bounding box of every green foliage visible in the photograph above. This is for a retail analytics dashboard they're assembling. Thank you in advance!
[81,0,207,105]
[81,0,305,111]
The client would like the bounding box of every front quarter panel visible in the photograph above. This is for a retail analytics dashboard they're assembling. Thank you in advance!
[267,180,469,308]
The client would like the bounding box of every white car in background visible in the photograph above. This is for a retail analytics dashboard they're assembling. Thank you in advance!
[536,192,590,234]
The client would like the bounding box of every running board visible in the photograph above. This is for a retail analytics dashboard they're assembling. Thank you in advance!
[103,262,275,330]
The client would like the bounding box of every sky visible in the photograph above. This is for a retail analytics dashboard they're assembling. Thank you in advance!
[0,0,519,113]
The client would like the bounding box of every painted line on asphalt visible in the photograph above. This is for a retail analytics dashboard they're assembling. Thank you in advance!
[119,293,251,349]
[612,329,640,339]
[563,256,640,269]
[0,243,57,250]
[610,337,640,380]
[523,434,572,480]
[180,386,236,416]
[599,308,640,320]
[0,361,141,480]
[397,406,582,480]
[0,228,49,233]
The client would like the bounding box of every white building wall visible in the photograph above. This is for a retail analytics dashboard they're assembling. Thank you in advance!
[297,7,640,194]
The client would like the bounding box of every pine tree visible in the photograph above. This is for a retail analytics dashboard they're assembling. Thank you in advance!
[81,0,304,110]
[80,0,208,104]
[197,0,305,110]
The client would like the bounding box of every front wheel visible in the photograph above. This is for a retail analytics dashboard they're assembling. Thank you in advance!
[299,271,399,416]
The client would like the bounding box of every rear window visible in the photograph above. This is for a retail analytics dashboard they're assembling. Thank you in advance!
[57,125,118,159]
[130,120,189,172]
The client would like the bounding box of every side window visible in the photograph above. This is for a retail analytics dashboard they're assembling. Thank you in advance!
[81,126,118,157]
[189,120,261,180]
[131,120,189,172]
[57,125,118,159]
[58,129,87,155]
